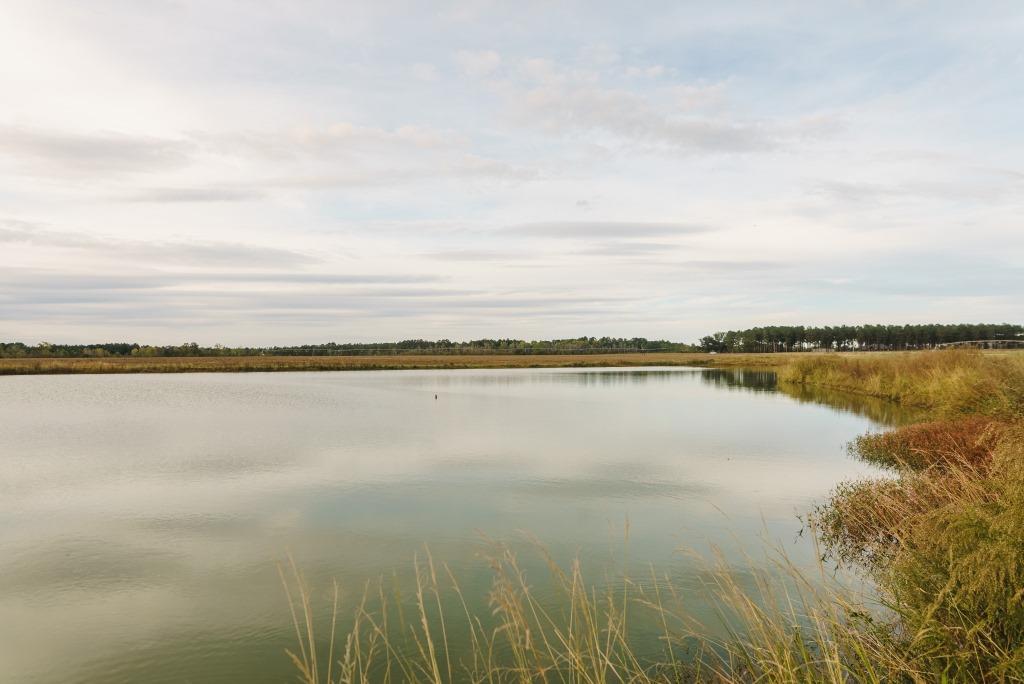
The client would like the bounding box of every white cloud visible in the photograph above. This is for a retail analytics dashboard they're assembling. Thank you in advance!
[454,49,502,78]
[0,126,194,175]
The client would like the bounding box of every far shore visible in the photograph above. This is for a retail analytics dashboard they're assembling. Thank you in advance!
[0,351,808,375]
[6,349,1017,375]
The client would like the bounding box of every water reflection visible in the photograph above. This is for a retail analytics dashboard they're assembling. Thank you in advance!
[698,368,778,393]
[699,367,924,425]
[0,367,905,683]
[776,379,925,426]
[408,367,692,388]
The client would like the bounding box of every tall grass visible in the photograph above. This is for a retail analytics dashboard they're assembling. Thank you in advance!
[807,350,1024,680]
[816,425,1024,680]
[778,349,1024,418]
[849,416,1006,472]
[279,541,925,684]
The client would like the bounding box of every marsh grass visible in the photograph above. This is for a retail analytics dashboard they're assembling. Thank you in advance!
[778,349,1024,418]
[814,402,1024,679]
[0,352,798,375]
[278,536,936,684]
[849,416,1007,472]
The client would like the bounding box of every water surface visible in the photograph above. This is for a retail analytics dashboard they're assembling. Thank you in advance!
[0,367,905,682]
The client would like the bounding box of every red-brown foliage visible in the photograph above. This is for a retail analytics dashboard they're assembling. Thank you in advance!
[851,416,1007,472]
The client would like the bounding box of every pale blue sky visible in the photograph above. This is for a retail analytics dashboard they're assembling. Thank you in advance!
[1,1,1022,344]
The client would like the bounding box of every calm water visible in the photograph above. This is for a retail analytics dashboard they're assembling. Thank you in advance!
[0,367,908,682]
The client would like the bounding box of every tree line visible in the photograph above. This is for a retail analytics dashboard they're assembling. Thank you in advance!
[2,325,1021,358]
[0,337,693,358]
[698,323,1024,353]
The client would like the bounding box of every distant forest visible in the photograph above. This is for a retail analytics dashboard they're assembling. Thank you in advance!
[0,337,691,358]
[1,324,1021,358]
[698,323,1024,353]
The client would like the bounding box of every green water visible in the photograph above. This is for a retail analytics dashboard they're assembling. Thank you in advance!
[0,367,913,682]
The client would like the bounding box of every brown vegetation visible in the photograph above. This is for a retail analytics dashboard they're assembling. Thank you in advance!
[850,416,1007,472]
[0,351,794,375]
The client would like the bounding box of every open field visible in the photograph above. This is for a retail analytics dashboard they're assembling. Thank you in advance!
[0,351,800,375]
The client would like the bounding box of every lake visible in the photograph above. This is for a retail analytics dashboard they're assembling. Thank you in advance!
[0,367,910,682]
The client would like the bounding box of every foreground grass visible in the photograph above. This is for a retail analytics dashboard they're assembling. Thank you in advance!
[0,352,796,375]
[279,348,1024,682]
[281,543,915,684]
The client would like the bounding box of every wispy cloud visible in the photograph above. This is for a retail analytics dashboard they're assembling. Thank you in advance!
[0,126,193,175]
[575,241,680,256]
[504,222,711,239]
[121,187,266,203]
[0,221,317,267]
[511,84,778,153]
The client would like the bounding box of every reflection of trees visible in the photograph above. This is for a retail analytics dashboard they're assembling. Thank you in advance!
[698,369,778,393]
[424,369,693,389]
[697,368,923,426]
[776,382,924,426]
[422,368,921,426]
[557,370,682,386]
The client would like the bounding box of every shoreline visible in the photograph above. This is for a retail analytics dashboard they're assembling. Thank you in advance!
[0,351,799,375]
[2,349,1015,377]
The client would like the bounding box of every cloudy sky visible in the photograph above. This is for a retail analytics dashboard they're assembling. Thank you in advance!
[2,1,1022,345]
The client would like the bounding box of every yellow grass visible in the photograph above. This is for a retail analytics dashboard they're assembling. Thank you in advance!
[0,351,797,375]
[778,349,1024,418]
[280,540,917,684]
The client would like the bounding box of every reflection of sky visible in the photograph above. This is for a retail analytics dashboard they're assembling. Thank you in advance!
[0,368,891,682]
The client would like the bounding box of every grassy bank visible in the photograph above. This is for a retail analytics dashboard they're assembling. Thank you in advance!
[0,351,796,375]
[790,350,1024,680]
[280,349,1024,682]
[800,352,1024,680]
[778,349,1024,418]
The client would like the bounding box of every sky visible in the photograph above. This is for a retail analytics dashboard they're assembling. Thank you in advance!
[1,1,1022,345]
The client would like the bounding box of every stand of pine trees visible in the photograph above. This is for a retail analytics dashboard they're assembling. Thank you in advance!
[698,323,1024,353]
